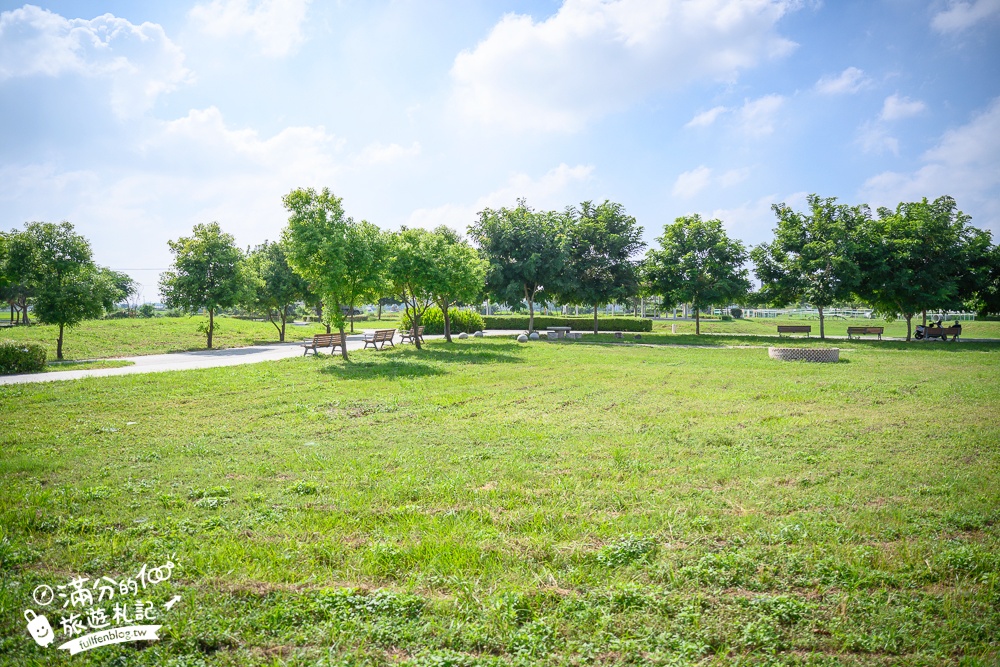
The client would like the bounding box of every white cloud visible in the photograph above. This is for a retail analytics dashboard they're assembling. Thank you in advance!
[815,66,870,94]
[685,105,728,128]
[861,97,1000,235]
[0,5,190,117]
[931,0,1000,32]
[450,0,798,131]
[738,94,784,136]
[706,191,807,245]
[880,94,926,121]
[672,166,713,198]
[406,163,595,231]
[189,0,312,57]
[671,164,750,198]
[354,142,421,166]
[719,167,750,187]
[857,121,899,156]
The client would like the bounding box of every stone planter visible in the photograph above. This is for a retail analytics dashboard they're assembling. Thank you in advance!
[768,347,839,363]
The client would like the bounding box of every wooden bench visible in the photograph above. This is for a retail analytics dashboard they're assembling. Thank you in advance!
[300,332,345,356]
[924,326,961,342]
[363,328,396,350]
[847,326,884,340]
[399,326,424,344]
[777,325,811,337]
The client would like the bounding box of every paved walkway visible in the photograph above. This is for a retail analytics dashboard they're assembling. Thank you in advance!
[0,334,376,386]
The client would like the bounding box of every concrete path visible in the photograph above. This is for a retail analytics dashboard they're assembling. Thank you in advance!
[0,334,377,386]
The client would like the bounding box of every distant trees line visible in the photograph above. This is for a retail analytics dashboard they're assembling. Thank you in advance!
[3,190,998,358]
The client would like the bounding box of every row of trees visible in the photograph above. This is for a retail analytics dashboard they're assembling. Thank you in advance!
[469,195,999,340]
[4,190,997,359]
[0,223,135,359]
[157,188,489,359]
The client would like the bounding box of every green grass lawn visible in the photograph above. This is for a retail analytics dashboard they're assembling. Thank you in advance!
[1,338,998,665]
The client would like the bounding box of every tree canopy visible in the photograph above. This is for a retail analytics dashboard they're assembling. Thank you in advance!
[469,200,566,332]
[751,194,867,338]
[244,240,311,342]
[424,226,487,342]
[159,222,246,349]
[14,222,117,359]
[644,215,750,335]
[854,197,981,340]
[559,200,645,333]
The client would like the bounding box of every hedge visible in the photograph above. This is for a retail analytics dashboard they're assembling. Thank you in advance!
[401,307,485,335]
[483,316,652,332]
[0,340,47,374]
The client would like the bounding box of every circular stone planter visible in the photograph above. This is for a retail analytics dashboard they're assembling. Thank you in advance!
[768,347,839,363]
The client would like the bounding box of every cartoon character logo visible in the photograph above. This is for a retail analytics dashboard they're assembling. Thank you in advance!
[24,609,55,647]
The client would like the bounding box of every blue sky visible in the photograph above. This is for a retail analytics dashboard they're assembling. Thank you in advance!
[1,0,998,301]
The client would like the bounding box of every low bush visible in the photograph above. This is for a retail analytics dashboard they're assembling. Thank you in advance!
[0,340,47,374]
[483,315,652,332]
[401,307,484,335]
[730,307,743,319]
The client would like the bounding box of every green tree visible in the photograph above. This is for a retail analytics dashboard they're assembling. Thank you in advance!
[469,200,566,332]
[16,222,111,359]
[282,187,388,359]
[970,242,1000,316]
[855,196,975,341]
[644,215,750,335]
[2,228,36,324]
[388,228,437,350]
[426,226,487,342]
[244,240,311,342]
[559,200,645,334]
[159,222,246,349]
[751,195,867,339]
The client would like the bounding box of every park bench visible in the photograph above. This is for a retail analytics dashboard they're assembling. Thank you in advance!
[924,326,961,342]
[847,326,884,340]
[301,332,345,356]
[777,325,811,337]
[363,328,396,350]
[399,326,424,344]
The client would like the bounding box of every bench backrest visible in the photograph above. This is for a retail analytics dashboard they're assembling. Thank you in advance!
[375,329,396,341]
[777,325,811,332]
[848,326,884,333]
[313,333,343,345]
[926,327,960,335]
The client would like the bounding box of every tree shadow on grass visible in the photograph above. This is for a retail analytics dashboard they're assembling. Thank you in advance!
[396,340,525,365]
[318,357,445,380]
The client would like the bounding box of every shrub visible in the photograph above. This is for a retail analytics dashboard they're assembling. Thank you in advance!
[138,304,156,318]
[730,307,743,319]
[482,315,652,332]
[401,307,484,335]
[721,314,733,322]
[0,340,46,375]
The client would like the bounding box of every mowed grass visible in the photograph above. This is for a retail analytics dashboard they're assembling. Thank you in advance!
[0,317,338,360]
[1,338,998,665]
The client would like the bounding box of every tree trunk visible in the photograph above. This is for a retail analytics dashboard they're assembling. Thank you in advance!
[695,308,701,335]
[593,304,599,334]
[279,309,286,342]
[377,302,382,320]
[413,306,423,350]
[57,322,64,360]
[442,302,453,343]
[526,286,535,332]
[906,314,913,342]
[316,303,330,333]
[207,308,214,349]
[818,304,825,340]
[338,324,348,360]
[922,310,926,326]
